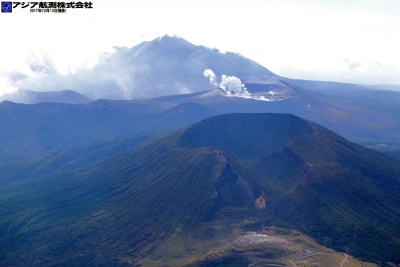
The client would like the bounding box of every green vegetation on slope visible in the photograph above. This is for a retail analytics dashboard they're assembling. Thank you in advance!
[1,113,400,266]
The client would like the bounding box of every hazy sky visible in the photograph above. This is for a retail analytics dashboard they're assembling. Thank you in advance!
[1,0,399,96]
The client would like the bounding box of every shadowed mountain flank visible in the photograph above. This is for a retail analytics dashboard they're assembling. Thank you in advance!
[1,113,400,266]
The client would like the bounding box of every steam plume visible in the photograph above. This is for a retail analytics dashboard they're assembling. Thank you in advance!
[219,74,250,97]
[203,69,218,87]
[203,68,281,102]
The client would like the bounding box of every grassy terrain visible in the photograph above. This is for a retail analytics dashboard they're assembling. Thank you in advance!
[1,113,400,266]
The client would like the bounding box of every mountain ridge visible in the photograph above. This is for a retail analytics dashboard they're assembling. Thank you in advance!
[2,35,285,101]
[2,35,400,103]
[0,89,90,104]
[1,113,400,265]
[1,82,400,159]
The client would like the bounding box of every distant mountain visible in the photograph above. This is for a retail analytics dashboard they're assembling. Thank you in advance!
[0,99,212,158]
[77,35,286,99]
[1,113,399,266]
[2,35,399,104]
[5,35,291,100]
[0,35,398,158]
[1,82,400,159]
[1,89,90,104]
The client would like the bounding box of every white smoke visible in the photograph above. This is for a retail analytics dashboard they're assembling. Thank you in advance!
[203,69,218,87]
[219,74,250,97]
[203,68,284,102]
[0,76,19,98]
[203,68,250,98]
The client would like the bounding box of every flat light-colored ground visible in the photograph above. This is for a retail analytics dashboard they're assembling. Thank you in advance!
[136,224,378,267]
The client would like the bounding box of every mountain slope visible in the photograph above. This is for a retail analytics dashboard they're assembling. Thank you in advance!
[9,35,281,100]
[0,89,91,104]
[1,113,400,266]
[2,80,400,159]
[149,86,400,149]
[0,35,399,156]
[3,89,91,104]
[83,35,278,99]
[0,99,212,158]
[4,35,399,103]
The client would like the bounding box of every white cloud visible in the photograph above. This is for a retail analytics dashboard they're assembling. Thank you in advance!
[0,0,399,99]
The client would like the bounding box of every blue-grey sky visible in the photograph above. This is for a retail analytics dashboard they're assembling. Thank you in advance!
[1,0,399,96]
